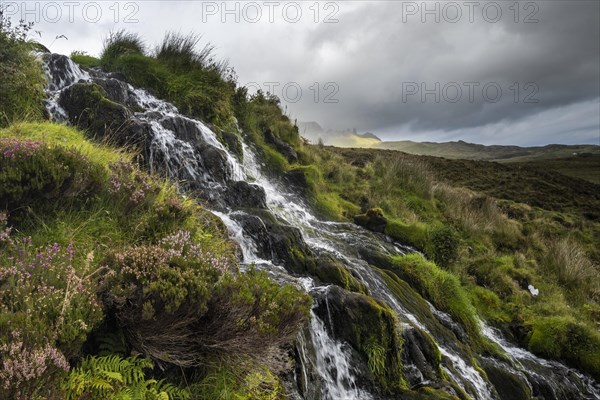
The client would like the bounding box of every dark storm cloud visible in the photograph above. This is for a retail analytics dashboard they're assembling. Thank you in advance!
[288,0,599,140]
[25,0,600,145]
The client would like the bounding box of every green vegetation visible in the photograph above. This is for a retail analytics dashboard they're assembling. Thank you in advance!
[0,123,311,398]
[2,22,598,396]
[0,14,45,127]
[64,355,189,400]
[99,31,236,130]
[90,30,600,378]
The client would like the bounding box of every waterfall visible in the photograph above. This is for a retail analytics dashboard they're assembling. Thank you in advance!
[42,53,600,400]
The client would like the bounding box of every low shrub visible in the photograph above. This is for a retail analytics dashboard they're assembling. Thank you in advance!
[425,225,460,268]
[0,137,112,219]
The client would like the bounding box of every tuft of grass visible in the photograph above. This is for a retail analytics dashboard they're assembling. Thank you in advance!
[542,237,599,298]
[100,29,145,69]
[70,51,101,69]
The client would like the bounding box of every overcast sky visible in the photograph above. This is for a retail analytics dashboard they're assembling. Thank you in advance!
[6,0,599,145]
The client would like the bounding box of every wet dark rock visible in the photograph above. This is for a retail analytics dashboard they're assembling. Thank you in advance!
[160,115,202,142]
[43,53,86,91]
[479,357,531,400]
[93,78,136,108]
[197,144,230,183]
[253,210,316,275]
[224,181,267,209]
[313,286,405,394]
[403,327,442,386]
[59,83,147,148]
[264,129,298,163]
[231,213,273,259]
[310,254,367,293]
[354,208,388,233]
[283,169,309,192]
[219,131,243,159]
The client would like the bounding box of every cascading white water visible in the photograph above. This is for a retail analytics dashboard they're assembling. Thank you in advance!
[309,310,373,400]
[42,53,600,400]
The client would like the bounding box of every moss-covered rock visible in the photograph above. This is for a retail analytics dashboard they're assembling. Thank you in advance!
[314,286,406,393]
[383,254,482,345]
[58,83,151,151]
[527,316,600,380]
[385,219,428,249]
[354,207,388,233]
[308,254,367,293]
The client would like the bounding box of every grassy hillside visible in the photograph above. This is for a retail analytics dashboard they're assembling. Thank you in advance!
[296,144,600,379]
[0,122,311,399]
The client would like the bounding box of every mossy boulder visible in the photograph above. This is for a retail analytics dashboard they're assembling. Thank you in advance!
[59,82,150,150]
[385,219,428,249]
[264,128,298,163]
[314,286,406,393]
[527,316,600,380]
[354,207,388,233]
[308,254,367,293]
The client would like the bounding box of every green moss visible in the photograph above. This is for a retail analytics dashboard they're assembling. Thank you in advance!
[385,219,428,248]
[527,316,600,380]
[314,192,359,221]
[387,254,481,344]
[309,255,367,293]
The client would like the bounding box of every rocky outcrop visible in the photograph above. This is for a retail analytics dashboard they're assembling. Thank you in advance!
[264,129,298,163]
[58,82,151,151]
[224,181,267,209]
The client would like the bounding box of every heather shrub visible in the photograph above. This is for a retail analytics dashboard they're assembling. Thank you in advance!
[0,330,69,400]
[0,138,105,216]
[0,214,103,398]
[101,235,310,368]
[200,268,312,362]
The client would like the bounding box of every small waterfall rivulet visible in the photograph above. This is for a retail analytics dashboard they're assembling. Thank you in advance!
[41,52,600,400]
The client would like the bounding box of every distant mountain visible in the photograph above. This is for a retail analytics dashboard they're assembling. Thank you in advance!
[373,140,600,162]
[358,132,381,141]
